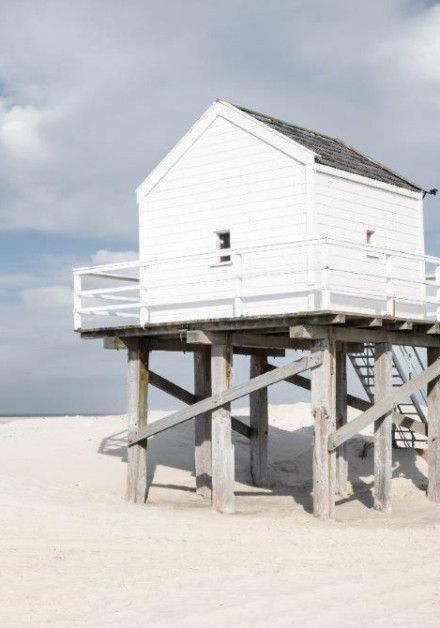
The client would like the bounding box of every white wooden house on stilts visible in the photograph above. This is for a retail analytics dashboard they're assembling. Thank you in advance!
[73,100,440,519]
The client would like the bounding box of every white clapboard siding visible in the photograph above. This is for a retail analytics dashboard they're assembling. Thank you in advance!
[314,170,424,319]
[139,116,308,269]
[315,171,422,252]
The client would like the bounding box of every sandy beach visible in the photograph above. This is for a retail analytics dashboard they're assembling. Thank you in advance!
[2,404,440,627]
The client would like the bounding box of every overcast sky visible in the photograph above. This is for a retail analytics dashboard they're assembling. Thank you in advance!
[0,0,439,413]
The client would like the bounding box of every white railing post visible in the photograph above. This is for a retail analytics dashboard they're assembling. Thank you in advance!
[421,258,427,319]
[321,239,330,310]
[232,253,243,317]
[385,253,395,316]
[73,273,82,330]
[139,264,149,327]
[306,241,316,311]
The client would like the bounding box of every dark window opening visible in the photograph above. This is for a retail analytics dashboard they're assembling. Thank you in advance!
[366,229,375,245]
[217,230,231,263]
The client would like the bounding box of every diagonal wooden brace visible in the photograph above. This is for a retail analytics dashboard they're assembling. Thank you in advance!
[328,357,440,451]
[129,354,323,446]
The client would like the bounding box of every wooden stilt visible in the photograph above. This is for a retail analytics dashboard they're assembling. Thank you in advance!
[311,339,336,520]
[211,343,234,513]
[374,342,392,513]
[427,347,440,502]
[335,343,348,496]
[126,338,149,503]
[194,348,212,499]
[250,352,268,487]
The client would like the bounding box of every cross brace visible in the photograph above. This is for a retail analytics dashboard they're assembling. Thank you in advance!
[129,354,322,446]
[329,357,440,451]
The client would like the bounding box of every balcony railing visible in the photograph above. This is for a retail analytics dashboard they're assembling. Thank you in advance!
[73,237,440,330]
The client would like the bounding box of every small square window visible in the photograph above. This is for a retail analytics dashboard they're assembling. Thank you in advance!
[216,230,231,263]
[366,229,375,245]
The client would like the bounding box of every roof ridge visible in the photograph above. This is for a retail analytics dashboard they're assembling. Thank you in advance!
[327,135,423,191]
[229,102,423,193]
[233,103,337,145]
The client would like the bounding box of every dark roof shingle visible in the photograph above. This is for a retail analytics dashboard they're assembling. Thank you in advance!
[235,104,422,193]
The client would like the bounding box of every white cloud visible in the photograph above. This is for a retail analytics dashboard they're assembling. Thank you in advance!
[0,101,53,163]
[21,285,72,310]
[373,5,440,86]
[91,250,138,265]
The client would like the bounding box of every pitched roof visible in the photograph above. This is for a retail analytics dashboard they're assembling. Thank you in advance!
[235,104,423,193]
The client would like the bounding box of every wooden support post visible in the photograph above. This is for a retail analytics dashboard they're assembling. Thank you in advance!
[194,349,212,499]
[249,353,268,487]
[211,343,234,513]
[126,338,149,504]
[335,343,348,496]
[311,339,336,520]
[374,342,392,513]
[427,347,440,502]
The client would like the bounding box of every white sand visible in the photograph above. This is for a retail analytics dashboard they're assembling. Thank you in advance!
[1,404,440,627]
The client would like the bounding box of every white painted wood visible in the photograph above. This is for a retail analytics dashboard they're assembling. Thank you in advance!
[311,339,336,520]
[374,343,392,513]
[315,163,423,201]
[73,273,82,330]
[136,100,314,201]
[194,350,212,499]
[73,237,440,328]
[211,343,234,513]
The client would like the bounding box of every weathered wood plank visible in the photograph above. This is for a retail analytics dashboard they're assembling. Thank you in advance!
[329,357,440,451]
[150,367,250,438]
[114,337,284,356]
[264,363,427,435]
[336,344,348,496]
[311,339,336,520]
[149,370,196,405]
[350,317,383,328]
[187,330,306,351]
[104,337,126,350]
[374,343,392,513]
[290,324,440,348]
[427,347,440,502]
[194,349,212,499]
[129,354,322,445]
[292,314,346,326]
[211,343,234,513]
[385,321,413,331]
[390,412,427,436]
[231,416,252,439]
[150,339,285,356]
[126,339,149,504]
[250,353,268,487]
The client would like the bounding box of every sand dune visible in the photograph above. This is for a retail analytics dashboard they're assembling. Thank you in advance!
[1,404,440,627]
